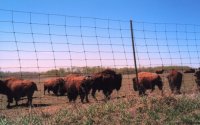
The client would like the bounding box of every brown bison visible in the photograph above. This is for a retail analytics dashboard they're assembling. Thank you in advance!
[194,70,200,91]
[132,72,163,95]
[60,74,93,103]
[184,68,195,73]
[167,69,183,94]
[0,78,38,108]
[44,77,65,96]
[90,69,122,101]
[155,69,165,74]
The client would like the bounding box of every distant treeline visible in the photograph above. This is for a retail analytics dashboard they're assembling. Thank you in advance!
[0,66,194,78]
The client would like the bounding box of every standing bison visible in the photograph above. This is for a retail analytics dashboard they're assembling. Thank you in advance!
[44,77,65,96]
[60,74,93,103]
[0,78,38,108]
[90,69,122,101]
[132,72,163,95]
[194,70,200,91]
[167,69,183,94]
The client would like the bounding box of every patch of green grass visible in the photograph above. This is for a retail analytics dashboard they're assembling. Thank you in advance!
[1,95,200,125]
[0,116,13,125]
[17,114,42,125]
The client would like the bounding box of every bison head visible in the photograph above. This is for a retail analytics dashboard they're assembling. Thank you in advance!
[84,75,95,91]
[0,80,9,94]
[57,78,65,96]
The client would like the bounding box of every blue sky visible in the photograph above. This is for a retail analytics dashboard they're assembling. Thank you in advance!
[1,0,200,24]
[0,0,200,72]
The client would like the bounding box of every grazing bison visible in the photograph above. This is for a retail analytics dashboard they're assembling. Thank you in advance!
[167,70,183,94]
[90,69,122,101]
[0,78,38,108]
[184,68,195,73]
[44,77,65,96]
[194,70,200,91]
[61,74,93,103]
[155,69,165,74]
[132,72,163,95]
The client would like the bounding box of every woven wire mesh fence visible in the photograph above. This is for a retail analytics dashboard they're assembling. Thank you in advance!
[0,9,134,109]
[134,21,200,94]
[0,9,200,109]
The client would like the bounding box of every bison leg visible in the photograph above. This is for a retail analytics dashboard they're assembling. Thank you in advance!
[175,88,181,94]
[138,86,146,96]
[169,83,175,94]
[82,88,89,103]
[157,85,163,96]
[26,95,33,107]
[27,97,33,107]
[92,89,98,101]
[67,94,73,102]
[53,89,58,96]
[103,90,112,100]
[80,93,85,103]
[14,97,19,106]
[7,102,11,109]
[48,88,50,94]
[150,86,155,93]
[6,96,13,108]
[85,92,90,103]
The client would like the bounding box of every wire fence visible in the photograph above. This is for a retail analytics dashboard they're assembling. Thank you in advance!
[0,9,200,109]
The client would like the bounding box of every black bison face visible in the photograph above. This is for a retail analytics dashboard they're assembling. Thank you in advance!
[58,79,65,95]
[0,80,4,92]
[115,74,122,91]
[84,75,95,91]
[0,80,7,94]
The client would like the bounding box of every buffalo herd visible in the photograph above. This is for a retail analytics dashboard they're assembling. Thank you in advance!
[0,68,200,108]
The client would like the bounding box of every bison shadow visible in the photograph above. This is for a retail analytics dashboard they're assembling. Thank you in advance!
[6,103,51,109]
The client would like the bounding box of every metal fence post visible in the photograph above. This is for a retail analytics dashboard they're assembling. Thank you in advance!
[130,20,139,89]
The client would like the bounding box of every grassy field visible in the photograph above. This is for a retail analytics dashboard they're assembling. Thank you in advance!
[0,73,200,124]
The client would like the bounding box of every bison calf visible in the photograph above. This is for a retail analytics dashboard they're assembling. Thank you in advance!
[167,70,183,94]
[0,78,38,108]
[132,72,163,96]
[44,77,65,96]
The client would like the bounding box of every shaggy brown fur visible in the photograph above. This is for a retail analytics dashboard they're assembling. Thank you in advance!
[90,69,122,101]
[61,74,93,103]
[0,78,38,108]
[44,77,65,96]
[132,72,163,95]
[167,70,183,94]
